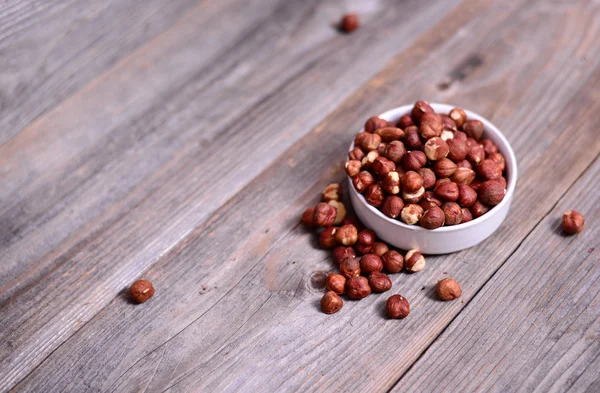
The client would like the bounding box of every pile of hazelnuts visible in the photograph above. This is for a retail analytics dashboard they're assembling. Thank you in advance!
[346,101,508,229]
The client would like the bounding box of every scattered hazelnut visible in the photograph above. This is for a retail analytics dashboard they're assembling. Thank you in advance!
[328,200,347,225]
[364,115,388,132]
[369,272,392,292]
[463,119,484,140]
[321,291,344,314]
[301,207,315,227]
[382,195,404,218]
[361,150,379,168]
[477,159,502,181]
[449,108,467,127]
[384,140,406,163]
[461,208,473,223]
[562,210,585,234]
[411,100,434,124]
[381,250,404,273]
[434,158,457,178]
[319,226,338,248]
[372,242,389,257]
[340,257,361,279]
[335,224,358,246]
[467,144,485,165]
[130,279,155,303]
[386,294,410,319]
[345,160,362,177]
[398,114,414,129]
[359,133,381,152]
[372,157,396,176]
[424,137,449,161]
[382,171,401,194]
[352,171,375,193]
[442,202,463,226]
[405,250,425,272]
[479,180,505,206]
[436,278,462,301]
[349,146,365,162]
[365,184,385,207]
[402,171,424,193]
[375,127,404,142]
[434,181,459,201]
[420,206,445,229]
[326,274,347,295]
[340,13,359,33]
[355,242,372,255]
[332,246,356,265]
[402,186,425,204]
[360,254,384,274]
[418,168,436,189]
[322,183,341,202]
[402,150,427,171]
[457,183,478,207]
[451,167,475,185]
[481,139,498,155]
[347,276,371,300]
[420,191,443,210]
[313,202,337,227]
[342,216,363,231]
[419,112,443,139]
[447,138,468,162]
[470,199,490,218]
[401,204,424,225]
[404,126,423,150]
[357,229,376,246]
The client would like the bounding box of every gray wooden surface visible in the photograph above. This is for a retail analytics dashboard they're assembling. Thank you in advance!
[1,0,599,392]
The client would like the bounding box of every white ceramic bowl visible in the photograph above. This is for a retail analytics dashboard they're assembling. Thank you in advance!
[348,103,517,254]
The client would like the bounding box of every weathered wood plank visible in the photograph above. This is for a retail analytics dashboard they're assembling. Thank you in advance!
[391,156,600,393]
[9,0,600,391]
[0,0,467,390]
[0,0,200,145]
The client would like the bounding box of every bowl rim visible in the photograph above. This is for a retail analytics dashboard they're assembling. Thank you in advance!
[348,103,518,233]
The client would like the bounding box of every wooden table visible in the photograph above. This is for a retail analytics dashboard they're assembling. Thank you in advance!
[1,1,599,392]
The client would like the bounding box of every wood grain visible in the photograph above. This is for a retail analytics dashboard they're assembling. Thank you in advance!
[7,0,600,391]
[392,156,600,393]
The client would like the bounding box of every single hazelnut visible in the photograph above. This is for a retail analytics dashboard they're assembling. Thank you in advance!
[449,108,467,127]
[130,279,155,303]
[402,171,424,193]
[447,138,468,162]
[479,180,505,206]
[434,158,457,178]
[436,278,462,301]
[435,177,451,188]
[372,242,389,257]
[420,191,443,210]
[402,150,427,171]
[463,119,484,140]
[322,183,342,202]
[405,250,425,272]
[377,142,387,155]
[477,159,502,181]
[369,272,392,292]
[402,186,425,204]
[442,202,463,226]
[457,183,478,207]
[328,201,347,225]
[481,139,498,155]
[326,274,347,295]
[398,114,414,129]
[461,207,473,223]
[332,246,356,265]
[357,228,376,246]
[434,181,459,201]
[372,157,396,176]
[382,171,401,194]
[340,13,359,33]
[411,100,434,124]
[401,204,424,225]
[419,112,443,139]
[355,243,372,255]
[424,137,450,161]
[441,114,458,131]
[467,144,485,165]
[384,140,406,163]
[313,202,337,227]
[361,150,379,169]
[488,152,506,171]
[364,115,388,132]
[451,167,475,185]
[347,276,371,300]
[349,146,365,162]
[386,294,410,319]
[321,291,344,314]
[465,138,479,148]
[420,206,445,229]
[562,210,585,234]
[340,257,361,279]
[301,207,315,227]
[457,159,472,169]
[345,160,362,177]
[319,226,338,248]
[382,195,404,218]
[335,224,358,246]
[454,130,468,142]
[441,130,455,141]
[359,133,381,151]
[360,254,384,274]
[375,127,404,142]
[404,126,424,150]
[418,168,436,189]
[470,199,490,218]
[365,184,385,207]
[381,250,404,273]
[352,171,375,193]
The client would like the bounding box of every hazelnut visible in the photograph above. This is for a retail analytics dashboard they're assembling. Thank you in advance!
[449,108,467,127]
[375,127,404,142]
[470,179,482,193]
[454,130,468,142]
[345,160,362,177]
[419,112,443,139]
[442,202,463,226]
[405,250,425,272]
[434,158,457,178]
[342,216,362,229]
[451,167,475,185]
[441,114,457,131]
[463,119,484,140]
[461,208,473,223]
[404,126,423,150]
[313,202,337,227]
[340,257,361,279]
[457,159,472,169]
[372,157,396,176]
[420,206,445,229]
[352,171,375,193]
[467,144,485,165]
[398,114,414,129]
[369,272,392,292]
[465,138,478,148]
[319,226,338,248]
[477,159,502,181]
[359,133,381,151]
[420,191,442,210]
[386,294,410,319]
[381,250,404,273]
[402,150,427,171]
[411,100,433,124]
[347,276,371,300]
[372,242,389,257]
[384,140,406,163]
[447,138,468,162]
[401,204,424,225]
[479,180,505,206]
[481,139,498,155]
[436,278,462,301]
[360,254,384,274]
[335,224,358,245]
[364,115,388,132]
[361,150,379,169]
[402,171,424,193]
[321,291,344,314]
[349,146,365,162]
[488,152,506,171]
[470,199,490,218]
[382,196,404,218]
[326,274,347,295]
[402,186,425,204]
[339,13,359,33]
[322,183,342,202]
[418,168,436,189]
[562,210,585,234]
[377,142,387,155]
[332,246,356,265]
[435,177,451,188]
[457,184,477,207]
[365,184,385,207]
[424,137,450,161]
[130,279,155,303]
[434,181,459,201]
[301,207,315,227]
[382,171,401,194]
[355,243,372,255]
[441,130,455,141]
[357,228,376,246]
